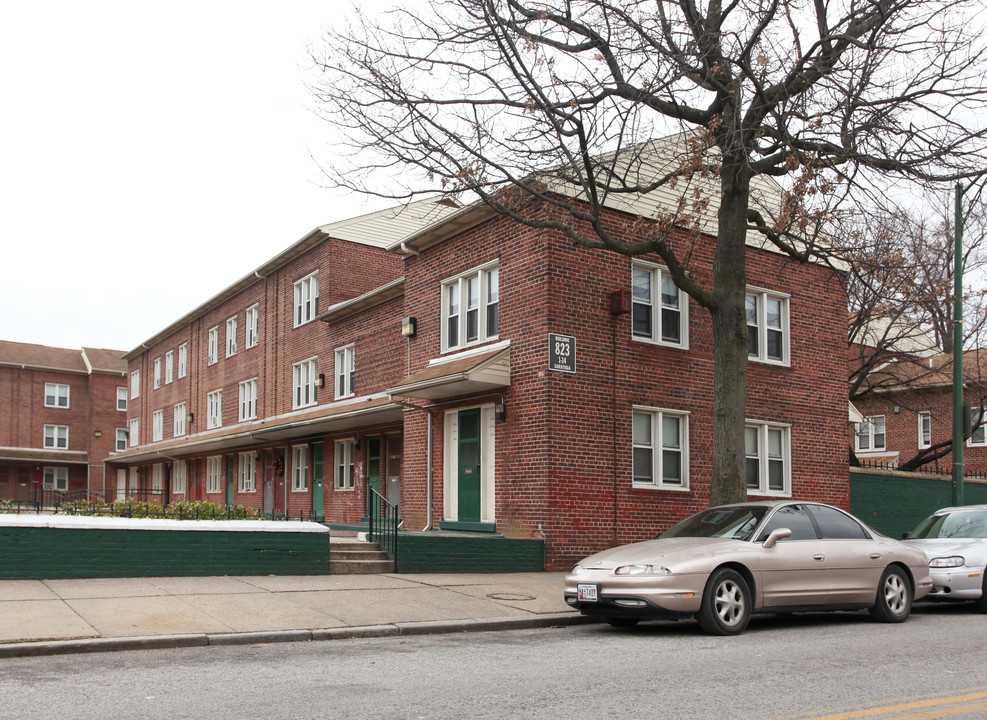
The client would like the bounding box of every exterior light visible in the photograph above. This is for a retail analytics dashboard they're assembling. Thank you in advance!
[401,316,417,337]
[315,373,326,388]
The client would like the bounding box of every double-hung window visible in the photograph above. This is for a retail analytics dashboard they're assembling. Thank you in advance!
[238,452,257,492]
[631,263,688,348]
[745,422,790,495]
[292,445,309,491]
[173,460,187,494]
[226,316,238,357]
[970,408,986,446]
[206,456,223,493]
[153,358,161,389]
[152,463,163,492]
[44,383,70,408]
[177,343,187,378]
[207,327,219,365]
[43,467,68,491]
[335,345,355,399]
[855,415,886,452]
[746,289,789,364]
[294,272,319,327]
[918,411,932,450]
[292,358,318,409]
[117,387,128,411]
[165,351,174,384]
[130,370,140,399]
[442,263,499,352]
[129,418,139,447]
[246,305,259,348]
[335,440,356,490]
[174,402,186,437]
[632,408,689,489]
[239,378,258,421]
[152,410,163,442]
[44,424,68,449]
[115,428,128,451]
[207,389,223,429]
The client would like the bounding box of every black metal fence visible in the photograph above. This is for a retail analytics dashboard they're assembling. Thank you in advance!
[368,486,399,570]
[854,457,987,479]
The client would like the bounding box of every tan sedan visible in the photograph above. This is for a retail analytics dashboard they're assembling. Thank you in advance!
[564,501,932,635]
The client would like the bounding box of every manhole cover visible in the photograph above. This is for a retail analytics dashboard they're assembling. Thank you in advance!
[486,593,536,601]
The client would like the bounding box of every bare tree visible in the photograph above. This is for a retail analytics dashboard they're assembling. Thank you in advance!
[312,0,987,504]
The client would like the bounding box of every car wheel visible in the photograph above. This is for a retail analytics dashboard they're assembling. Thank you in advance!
[977,574,987,614]
[604,617,640,628]
[870,565,912,623]
[697,568,751,635]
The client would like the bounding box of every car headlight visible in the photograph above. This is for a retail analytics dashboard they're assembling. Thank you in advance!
[929,556,965,568]
[571,564,584,575]
[614,564,671,576]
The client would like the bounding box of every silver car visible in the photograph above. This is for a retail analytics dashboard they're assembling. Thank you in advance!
[903,504,987,613]
[564,501,933,635]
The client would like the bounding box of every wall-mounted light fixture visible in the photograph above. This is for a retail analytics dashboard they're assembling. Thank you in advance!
[401,316,417,338]
[495,401,507,422]
[315,373,326,388]
[187,412,194,424]
[94,430,102,438]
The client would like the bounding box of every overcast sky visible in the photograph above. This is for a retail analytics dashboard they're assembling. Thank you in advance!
[1,2,392,353]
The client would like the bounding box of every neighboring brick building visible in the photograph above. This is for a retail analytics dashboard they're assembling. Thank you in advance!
[0,341,127,503]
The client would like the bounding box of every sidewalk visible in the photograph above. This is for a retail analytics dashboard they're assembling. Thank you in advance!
[0,572,589,658]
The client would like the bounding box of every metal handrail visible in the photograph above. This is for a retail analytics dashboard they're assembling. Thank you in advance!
[367,486,399,570]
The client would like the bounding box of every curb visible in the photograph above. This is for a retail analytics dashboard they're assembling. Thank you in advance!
[0,613,597,658]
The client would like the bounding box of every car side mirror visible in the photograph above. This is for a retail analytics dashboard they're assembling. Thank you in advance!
[901,531,911,539]
[763,528,792,549]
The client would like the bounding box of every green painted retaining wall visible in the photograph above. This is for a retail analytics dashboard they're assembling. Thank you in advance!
[396,533,545,573]
[850,468,987,539]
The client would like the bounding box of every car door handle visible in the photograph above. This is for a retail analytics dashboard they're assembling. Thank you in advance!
[869,553,881,560]
[814,554,825,562]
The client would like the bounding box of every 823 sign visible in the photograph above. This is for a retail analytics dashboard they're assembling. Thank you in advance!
[549,333,576,373]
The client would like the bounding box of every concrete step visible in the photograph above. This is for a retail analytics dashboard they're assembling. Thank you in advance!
[330,539,395,574]
[330,558,396,574]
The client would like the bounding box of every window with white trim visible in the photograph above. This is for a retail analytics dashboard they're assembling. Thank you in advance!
[246,304,259,348]
[745,422,791,495]
[293,272,319,327]
[173,460,187,494]
[226,316,238,357]
[969,408,986,446]
[334,439,356,490]
[746,289,789,364]
[152,463,163,492]
[174,402,186,437]
[117,387,127,411]
[631,263,688,348]
[44,383,70,408]
[292,358,318,409]
[441,263,499,352]
[918,411,932,450]
[292,445,309,491]
[129,418,139,447]
[44,424,68,449]
[130,370,140,399]
[178,343,187,378]
[206,456,223,493]
[238,452,257,492]
[632,408,689,489]
[165,351,174,384]
[239,378,258,421]
[335,345,355,399]
[207,327,219,365]
[116,428,128,452]
[207,389,223,429]
[43,466,68,491]
[128,466,138,493]
[153,358,161,389]
[855,415,886,452]
[152,410,163,442]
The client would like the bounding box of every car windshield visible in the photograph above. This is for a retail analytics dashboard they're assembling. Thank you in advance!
[660,506,768,541]
[910,510,987,539]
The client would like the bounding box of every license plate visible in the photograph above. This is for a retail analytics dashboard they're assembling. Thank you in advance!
[577,583,599,602]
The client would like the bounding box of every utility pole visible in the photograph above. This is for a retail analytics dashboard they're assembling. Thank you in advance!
[952,182,965,506]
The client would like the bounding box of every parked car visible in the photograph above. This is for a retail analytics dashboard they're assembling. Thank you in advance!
[902,504,987,613]
[564,501,932,635]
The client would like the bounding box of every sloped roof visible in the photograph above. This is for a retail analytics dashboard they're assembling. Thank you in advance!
[861,348,987,391]
[0,340,113,375]
[82,347,128,374]
[387,346,510,400]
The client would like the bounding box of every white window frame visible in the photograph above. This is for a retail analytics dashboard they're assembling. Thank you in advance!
[918,411,932,450]
[631,262,689,349]
[178,343,187,378]
[115,428,128,452]
[43,424,68,449]
[130,369,140,399]
[855,415,886,453]
[207,389,223,429]
[292,445,309,492]
[293,272,320,327]
[152,410,163,442]
[969,408,986,446]
[292,357,318,409]
[43,466,68,491]
[246,304,259,348]
[173,460,187,494]
[239,378,258,421]
[745,421,791,496]
[746,287,790,366]
[631,407,689,490]
[152,463,163,492]
[238,451,257,492]
[335,345,355,400]
[206,456,223,494]
[153,357,161,389]
[441,262,499,353]
[129,418,139,448]
[117,387,128,411]
[44,383,70,408]
[165,351,174,384]
[174,402,187,437]
[334,439,356,490]
[207,326,219,365]
[226,316,238,357]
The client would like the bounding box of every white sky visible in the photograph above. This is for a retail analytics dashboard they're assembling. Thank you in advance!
[0,1,392,353]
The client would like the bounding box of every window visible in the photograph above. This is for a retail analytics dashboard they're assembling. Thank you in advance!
[632,408,689,489]
[152,410,163,442]
[442,263,499,352]
[165,351,173,384]
[756,504,816,542]
[238,452,257,492]
[178,343,187,378]
[206,456,223,493]
[129,418,139,448]
[745,422,790,495]
[44,424,68,449]
[115,428,128,452]
[44,383,70,408]
[152,463,163,492]
[335,440,356,490]
[207,390,223,429]
[226,316,238,357]
[292,445,309,491]
[117,387,128,411]
[808,504,868,539]
[207,327,219,365]
[293,272,320,327]
[239,379,258,421]
[246,305,259,348]
[335,345,355,399]
[173,460,187,494]
[153,357,161,389]
[130,369,140,399]
[292,358,318,409]
[174,402,186,437]
[918,411,932,450]
[129,466,138,493]
[746,289,789,364]
[43,466,68,491]
[855,415,886,452]
[631,263,687,347]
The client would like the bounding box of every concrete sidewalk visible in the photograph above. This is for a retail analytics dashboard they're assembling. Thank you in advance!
[0,572,588,657]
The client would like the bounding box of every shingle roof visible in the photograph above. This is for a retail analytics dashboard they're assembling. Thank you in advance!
[0,340,89,373]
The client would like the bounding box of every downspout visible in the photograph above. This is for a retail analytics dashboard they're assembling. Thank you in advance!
[425,409,433,531]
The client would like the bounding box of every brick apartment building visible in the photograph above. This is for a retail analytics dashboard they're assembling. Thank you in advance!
[0,341,127,503]
[109,154,850,569]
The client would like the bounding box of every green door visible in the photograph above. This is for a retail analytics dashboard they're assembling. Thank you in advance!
[312,443,324,521]
[225,454,235,507]
[367,436,381,517]
[458,409,481,522]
